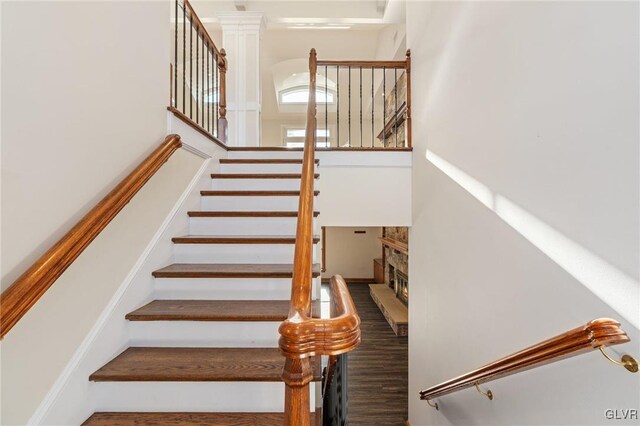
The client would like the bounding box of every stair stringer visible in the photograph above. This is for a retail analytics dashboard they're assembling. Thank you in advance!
[34,151,218,426]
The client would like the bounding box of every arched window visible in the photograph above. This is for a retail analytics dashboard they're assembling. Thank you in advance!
[279,85,335,105]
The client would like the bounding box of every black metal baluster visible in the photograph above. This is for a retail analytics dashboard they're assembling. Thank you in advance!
[359,66,363,147]
[215,52,219,137]
[211,50,214,134]
[394,68,398,147]
[201,36,204,126]
[182,2,186,112]
[325,66,328,147]
[383,67,386,147]
[348,65,351,147]
[196,29,199,125]
[206,43,210,133]
[189,16,193,119]
[336,66,340,147]
[207,46,215,134]
[174,0,178,108]
[371,67,374,147]
[203,38,206,127]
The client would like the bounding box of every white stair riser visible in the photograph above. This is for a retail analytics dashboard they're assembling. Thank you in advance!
[228,151,303,160]
[211,179,303,191]
[201,196,302,211]
[173,244,317,264]
[92,382,317,412]
[220,163,304,174]
[153,277,321,301]
[128,321,281,347]
[190,217,308,235]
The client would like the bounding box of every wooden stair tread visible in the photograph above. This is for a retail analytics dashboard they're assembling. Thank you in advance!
[126,300,322,321]
[188,211,320,218]
[83,412,316,425]
[89,347,321,382]
[200,190,320,196]
[172,235,320,244]
[211,173,319,179]
[152,263,321,278]
[220,159,319,164]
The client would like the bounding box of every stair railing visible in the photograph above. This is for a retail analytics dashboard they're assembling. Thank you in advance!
[279,49,361,426]
[314,50,412,148]
[170,0,227,146]
[419,318,638,410]
[0,135,183,339]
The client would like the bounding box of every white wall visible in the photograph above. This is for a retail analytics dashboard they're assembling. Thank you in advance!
[261,28,383,146]
[36,123,225,425]
[1,1,170,291]
[1,147,207,426]
[316,150,411,226]
[407,2,639,425]
[322,227,382,280]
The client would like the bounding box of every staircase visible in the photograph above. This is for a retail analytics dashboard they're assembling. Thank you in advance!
[83,149,321,425]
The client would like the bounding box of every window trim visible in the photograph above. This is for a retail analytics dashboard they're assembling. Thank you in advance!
[279,85,336,105]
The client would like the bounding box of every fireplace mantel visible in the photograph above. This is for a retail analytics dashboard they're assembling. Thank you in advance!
[379,237,408,255]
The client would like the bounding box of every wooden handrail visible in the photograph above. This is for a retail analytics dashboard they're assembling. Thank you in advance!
[279,49,361,426]
[0,135,182,339]
[183,0,222,57]
[317,59,407,68]
[280,275,361,358]
[419,318,637,406]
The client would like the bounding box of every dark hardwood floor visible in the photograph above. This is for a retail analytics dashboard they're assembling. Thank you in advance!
[346,283,408,426]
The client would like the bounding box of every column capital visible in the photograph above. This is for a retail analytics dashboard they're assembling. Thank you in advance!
[216,11,266,33]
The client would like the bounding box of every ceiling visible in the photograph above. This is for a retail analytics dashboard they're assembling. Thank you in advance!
[190,0,405,30]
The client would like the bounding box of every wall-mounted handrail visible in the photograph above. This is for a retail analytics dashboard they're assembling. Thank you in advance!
[279,48,361,426]
[171,0,227,144]
[313,50,412,148]
[419,318,638,409]
[0,135,183,339]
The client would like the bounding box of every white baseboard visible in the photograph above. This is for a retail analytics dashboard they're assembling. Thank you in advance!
[29,154,213,425]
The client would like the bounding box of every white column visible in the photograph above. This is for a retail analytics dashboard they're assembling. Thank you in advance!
[217,12,265,147]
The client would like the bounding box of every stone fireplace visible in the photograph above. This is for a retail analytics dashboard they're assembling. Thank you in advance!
[369,227,409,336]
[388,264,395,290]
[383,227,408,305]
[396,270,408,306]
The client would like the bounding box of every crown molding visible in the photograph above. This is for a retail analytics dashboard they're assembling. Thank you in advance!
[216,11,266,33]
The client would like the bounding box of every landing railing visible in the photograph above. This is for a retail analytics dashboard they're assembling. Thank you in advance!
[170,0,227,145]
[419,318,638,410]
[313,50,411,148]
[279,49,361,426]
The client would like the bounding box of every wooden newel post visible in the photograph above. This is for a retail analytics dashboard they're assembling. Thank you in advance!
[405,49,412,148]
[283,357,313,426]
[218,48,228,143]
